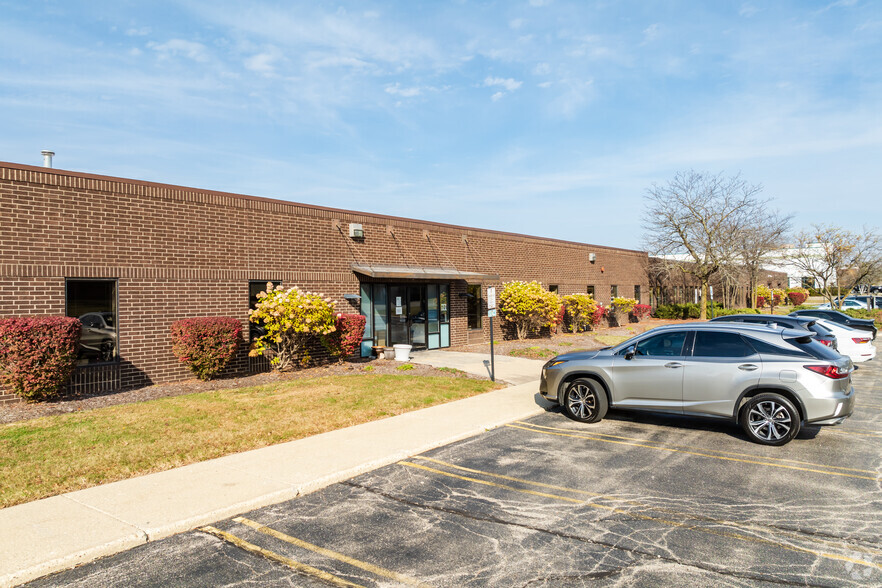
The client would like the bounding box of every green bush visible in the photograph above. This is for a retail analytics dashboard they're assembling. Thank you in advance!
[790,304,818,312]
[171,317,242,381]
[711,307,761,317]
[844,309,882,327]
[653,303,701,320]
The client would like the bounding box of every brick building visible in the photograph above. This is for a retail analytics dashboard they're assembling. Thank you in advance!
[0,161,649,397]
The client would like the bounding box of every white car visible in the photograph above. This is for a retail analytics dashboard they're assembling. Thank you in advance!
[816,299,868,310]
[814,318,876,363]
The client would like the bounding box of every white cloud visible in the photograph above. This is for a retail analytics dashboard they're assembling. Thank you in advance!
[149,39,210,62]
[491,91,505,101]
[484,76,523,91]
[739,4,759,17]
[385,83,421,97]
[533,62,551,75]
[510,18,526,30]
[125,27,151,37]
[245,53,277,74]
[642,23,660,43]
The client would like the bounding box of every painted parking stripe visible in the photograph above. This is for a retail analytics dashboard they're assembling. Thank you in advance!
[398,461,882,570]
[508,422,881,481]
[233,517,434,588]
[410,456,882,558]
[199,526,363,588]
[514,421,881,474]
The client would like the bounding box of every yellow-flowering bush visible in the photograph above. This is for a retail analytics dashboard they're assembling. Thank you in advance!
[248,283,336,370]
[498,281,562,340]
[611,297,637,315]
[562,294,598,333]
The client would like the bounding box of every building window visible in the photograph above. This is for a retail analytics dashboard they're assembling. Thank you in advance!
[467,284,482,330]
[549,285,559,294]
[66,279,118,365]
[611,285,618,299]
[586,285,595,297]
[634,285,641,303]
[249,281,281,341]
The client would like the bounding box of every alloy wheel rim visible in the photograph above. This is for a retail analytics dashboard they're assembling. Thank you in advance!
[567,384,596,419]
[747,400,792,441]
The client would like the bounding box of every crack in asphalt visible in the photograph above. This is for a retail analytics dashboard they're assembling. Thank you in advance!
[341,480,837,588]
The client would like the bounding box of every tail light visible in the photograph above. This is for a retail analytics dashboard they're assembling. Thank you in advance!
[852,337,871,344]
[817,337,834,347]
[803,365,850,379]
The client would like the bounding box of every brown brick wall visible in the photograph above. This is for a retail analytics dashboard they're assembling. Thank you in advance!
[0,162,649,390]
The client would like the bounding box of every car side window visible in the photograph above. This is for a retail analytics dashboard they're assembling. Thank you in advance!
[693,331,757,358]
[745,336,811,358]
[633,331,687,357]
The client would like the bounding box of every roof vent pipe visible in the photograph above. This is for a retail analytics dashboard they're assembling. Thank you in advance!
[41,150,55,168]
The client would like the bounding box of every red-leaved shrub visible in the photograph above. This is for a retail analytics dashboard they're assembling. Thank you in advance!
[756,296,766,308]
[787,291,808,306]
[326,314,367,359]
[589,306,608,329]
[0,316,81,401]
[630,304,653,321]
[171,317,242,380]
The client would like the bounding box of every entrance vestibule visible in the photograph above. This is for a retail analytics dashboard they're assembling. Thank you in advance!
[359,282,450,356]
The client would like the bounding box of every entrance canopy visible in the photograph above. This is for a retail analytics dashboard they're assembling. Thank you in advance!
[351,263,498,282]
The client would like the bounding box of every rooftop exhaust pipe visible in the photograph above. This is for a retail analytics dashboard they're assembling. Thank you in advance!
[41,150,55,168]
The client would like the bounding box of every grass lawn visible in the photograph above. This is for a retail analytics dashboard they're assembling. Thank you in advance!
[0,374,501,508]
[592,334,633,346]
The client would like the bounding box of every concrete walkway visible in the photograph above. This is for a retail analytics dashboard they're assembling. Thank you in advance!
[0,353,550,587]
[409,349,545,385]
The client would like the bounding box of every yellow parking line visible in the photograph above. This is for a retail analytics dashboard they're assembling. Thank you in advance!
[233,517,433,588]
[514,421,880,474]
[505,424,881,481]
[411,456,882,558]
[827,429,882,438]
[857,404,882,409]
[199,526,363,588]
[399,462,882,570]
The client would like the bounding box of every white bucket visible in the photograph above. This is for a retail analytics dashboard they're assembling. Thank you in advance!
[393,344,413,361]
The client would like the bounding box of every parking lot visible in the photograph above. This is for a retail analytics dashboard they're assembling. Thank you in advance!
[27,344,881,587]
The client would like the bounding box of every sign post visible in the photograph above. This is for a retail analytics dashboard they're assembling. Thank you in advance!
[486,286,496,382]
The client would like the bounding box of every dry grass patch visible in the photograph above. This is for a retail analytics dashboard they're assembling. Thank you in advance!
[0,374,500,508]
[592,334,633,347]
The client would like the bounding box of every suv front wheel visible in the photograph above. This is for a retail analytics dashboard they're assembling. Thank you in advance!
[740,393,801,446]
[563,378,608,423]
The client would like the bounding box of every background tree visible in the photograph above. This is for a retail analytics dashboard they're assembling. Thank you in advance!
[642,170,765,319]
[736,211,792,309]
[784,225,882,308]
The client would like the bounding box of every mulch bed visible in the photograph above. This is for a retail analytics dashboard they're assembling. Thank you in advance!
[0,358,485,426]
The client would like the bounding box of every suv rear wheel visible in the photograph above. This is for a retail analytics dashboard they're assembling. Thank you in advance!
[563,378,608,423]
[740,393,801,446]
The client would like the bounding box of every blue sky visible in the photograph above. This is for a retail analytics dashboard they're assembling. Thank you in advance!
[1,1,880,250]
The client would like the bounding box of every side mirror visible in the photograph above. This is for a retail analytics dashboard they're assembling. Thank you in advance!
[624,345,636,360]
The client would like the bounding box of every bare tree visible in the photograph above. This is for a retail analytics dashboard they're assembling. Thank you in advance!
[642,170,764,320]
[737,211,792,309]
[784,225,882,308]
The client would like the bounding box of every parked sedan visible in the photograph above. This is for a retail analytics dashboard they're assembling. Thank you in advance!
[790,309,877,340]
[812,319,877,363]
[816,299,868,310]
[709,314,837,349]
[540,323,854,446]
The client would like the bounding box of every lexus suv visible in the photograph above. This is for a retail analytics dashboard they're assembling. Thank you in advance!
[540,323,855,445]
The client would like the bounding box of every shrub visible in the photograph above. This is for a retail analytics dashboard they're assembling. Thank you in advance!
[844,308,882,327]
[711,307,761,316]
[790,304,818,312]
[786,289,809,306]
[772,288,785,306]
[171,317,242,381]
[756,295,766,308]
[755,284,772,301]
[653,303,701,320]
[561,294,598,333]
[498,281,562,340]
[630,304,653,321]
[325,313,367,359]
[0,316,80,401]
[249,283,337,370]
[589,305,607,329]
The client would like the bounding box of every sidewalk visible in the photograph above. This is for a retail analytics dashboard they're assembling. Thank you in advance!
[0,353,548,587]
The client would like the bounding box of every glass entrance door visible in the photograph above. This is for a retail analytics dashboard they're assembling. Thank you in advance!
[388,285,427,349]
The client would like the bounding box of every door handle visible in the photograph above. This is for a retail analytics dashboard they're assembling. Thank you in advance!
[664,362,683,369]
[738,364,758,371]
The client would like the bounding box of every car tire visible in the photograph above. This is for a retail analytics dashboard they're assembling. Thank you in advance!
[740,393,801,446]
[563,378,608,424]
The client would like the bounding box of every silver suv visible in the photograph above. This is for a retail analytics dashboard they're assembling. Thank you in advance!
[540,323,855,445]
